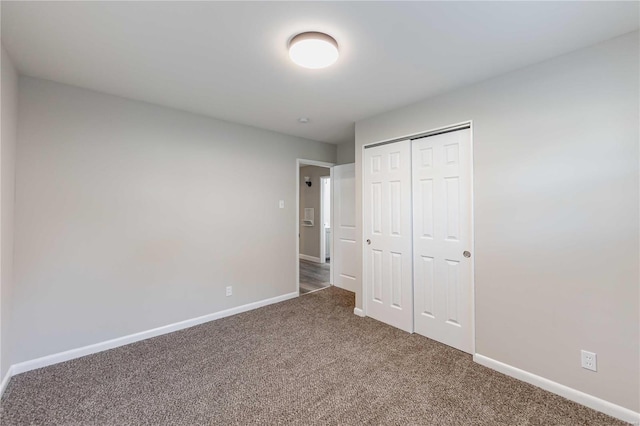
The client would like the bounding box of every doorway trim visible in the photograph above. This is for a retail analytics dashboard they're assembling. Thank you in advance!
[296,159,335,296]
[319,175,331,266]
[359,120,475,354]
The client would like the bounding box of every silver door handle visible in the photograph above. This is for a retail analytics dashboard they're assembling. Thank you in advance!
[366,239,371,245]
[463,251,471,258]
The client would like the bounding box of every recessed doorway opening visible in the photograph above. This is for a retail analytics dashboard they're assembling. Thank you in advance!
[297,159,334,295]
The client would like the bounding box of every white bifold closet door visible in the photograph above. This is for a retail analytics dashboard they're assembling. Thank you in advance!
[412,128,473,353]
[363,140,413,333]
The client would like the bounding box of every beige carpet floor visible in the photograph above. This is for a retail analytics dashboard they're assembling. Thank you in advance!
[0,287,626,425]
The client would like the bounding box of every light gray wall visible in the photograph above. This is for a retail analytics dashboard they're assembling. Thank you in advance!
[336,142,355,165]
[355,32,639,411]
[299,165,329,259]
[1,45,17,379]
[13,76,336,364]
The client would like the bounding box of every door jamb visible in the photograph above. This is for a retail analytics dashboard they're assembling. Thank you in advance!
[319,175,331,265]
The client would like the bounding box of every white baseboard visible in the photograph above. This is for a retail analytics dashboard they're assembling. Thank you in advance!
[10,292,299,377]
[299,254,322,263]
[353,307,365,317]
[473,354,640,424]
[0,365,14,397]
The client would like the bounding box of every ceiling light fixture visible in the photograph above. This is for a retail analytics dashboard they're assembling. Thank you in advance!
[289,32,339,69]
[298,117,310,124]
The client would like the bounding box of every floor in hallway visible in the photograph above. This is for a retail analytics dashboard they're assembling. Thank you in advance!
[299,258,330,294]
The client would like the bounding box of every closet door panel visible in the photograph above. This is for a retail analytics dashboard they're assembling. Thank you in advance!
[364,140,413,333]
[413,129,473,353]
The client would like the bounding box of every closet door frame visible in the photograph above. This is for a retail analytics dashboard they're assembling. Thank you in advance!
[360,120,475,354]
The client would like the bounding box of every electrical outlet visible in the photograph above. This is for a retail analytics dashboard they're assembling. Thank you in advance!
[225,286,232,297]
[581,350,597,372]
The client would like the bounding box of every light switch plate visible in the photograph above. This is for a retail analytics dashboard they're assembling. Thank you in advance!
[279,200,285,209]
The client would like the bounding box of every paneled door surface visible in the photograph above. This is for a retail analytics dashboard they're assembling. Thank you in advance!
[364,140,413,333]
[412,128,473,353]
[332,163,358,293]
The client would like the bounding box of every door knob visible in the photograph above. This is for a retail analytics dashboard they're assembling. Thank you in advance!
[463,251,471,258]
[366,239,371,245]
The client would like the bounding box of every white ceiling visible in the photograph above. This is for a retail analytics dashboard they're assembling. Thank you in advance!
[2,2,638,145]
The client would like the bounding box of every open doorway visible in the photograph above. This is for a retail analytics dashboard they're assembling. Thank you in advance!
[297,160,333,295]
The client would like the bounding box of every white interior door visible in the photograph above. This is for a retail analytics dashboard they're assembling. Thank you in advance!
[412,128,473,353]
[332,164,357,292]
[364,141,413,333]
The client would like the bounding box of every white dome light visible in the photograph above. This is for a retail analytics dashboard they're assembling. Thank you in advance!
[289,32,339,69]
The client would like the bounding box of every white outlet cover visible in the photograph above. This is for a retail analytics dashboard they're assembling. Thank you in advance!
[226,286,232,297]
[581,350,597,372]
